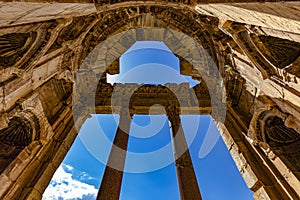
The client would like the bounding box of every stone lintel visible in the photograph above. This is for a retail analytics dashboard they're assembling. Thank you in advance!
[95,83,212,115]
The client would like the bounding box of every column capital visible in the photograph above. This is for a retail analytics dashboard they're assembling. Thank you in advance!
[119,107,133,119]
[165,104,180,126]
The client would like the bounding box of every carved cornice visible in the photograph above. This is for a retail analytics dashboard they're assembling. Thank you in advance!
[76,5,222,72]
[165,104,181,126]
[95,82,211,115]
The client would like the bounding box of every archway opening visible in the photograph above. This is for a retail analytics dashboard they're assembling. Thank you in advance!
[43,41,253,200]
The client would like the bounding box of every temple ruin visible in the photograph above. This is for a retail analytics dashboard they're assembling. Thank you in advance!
[0,0,300,199]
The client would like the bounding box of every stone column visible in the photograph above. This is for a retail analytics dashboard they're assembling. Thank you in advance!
[166,105,202,200]
[96,109,132,200]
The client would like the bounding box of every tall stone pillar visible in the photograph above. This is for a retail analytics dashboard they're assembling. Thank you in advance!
[96,109,132,200]
[166,105,202,200]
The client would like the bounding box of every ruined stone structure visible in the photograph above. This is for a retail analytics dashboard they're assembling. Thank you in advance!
[0,0,300,199]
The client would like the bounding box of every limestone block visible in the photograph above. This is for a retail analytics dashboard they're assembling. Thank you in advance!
[103,33,124,49]
[17,150,30,164]
[229,143,248,172]
[37,140,61,163]
[119,33,136,49]
[61,129,78,151]
[111,42,130,56]
[258,27,300,43]
[51,145,68,169]
[5,142,41,182]
[32,56,60,90]
[63,109,73,125]
[230,2,300,21]
[234,55,300,109]
[0,86,3,105]
[253,186,272,200]
[164,34,182,54]
[105,53,119,67]
[4,79,32,110]
[196,4,300,34]
[218,127,235,149]
[0,2,97,27]
[32,163,56,195]
[6,158,27,182]
[24,188,42,200]
[51,106,72,133]
[0,111,8,129]
[3,183,22,200]
[272,156,300,197]
[27,141,43,156]
[0,174,13,198]
[15,158,41,186]
[241,164,260,190]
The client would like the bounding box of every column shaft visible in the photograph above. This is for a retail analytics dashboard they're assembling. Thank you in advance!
[97,111,132,200]
[168,108,202,200]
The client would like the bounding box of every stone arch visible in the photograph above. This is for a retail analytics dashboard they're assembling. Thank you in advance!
[73,26,226,127]
[58,4,226,74]
[39,6,298,199]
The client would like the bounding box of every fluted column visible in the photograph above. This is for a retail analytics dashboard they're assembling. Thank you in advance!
[166,105,202,200]
[97,109,132,200]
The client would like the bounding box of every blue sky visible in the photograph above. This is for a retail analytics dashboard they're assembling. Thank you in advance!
[43,41,253,200]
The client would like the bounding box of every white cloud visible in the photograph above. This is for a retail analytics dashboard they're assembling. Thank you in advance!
[64,165,73,171]
[43,164,98,200]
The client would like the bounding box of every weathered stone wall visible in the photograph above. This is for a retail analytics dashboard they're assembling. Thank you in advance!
[0,1,299,199]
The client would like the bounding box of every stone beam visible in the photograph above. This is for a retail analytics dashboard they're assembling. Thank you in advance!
[196,2,300,34]
[94,83,212,115]
[1,1,299,29]
[1,0,298,4]
[0,2,97,27]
